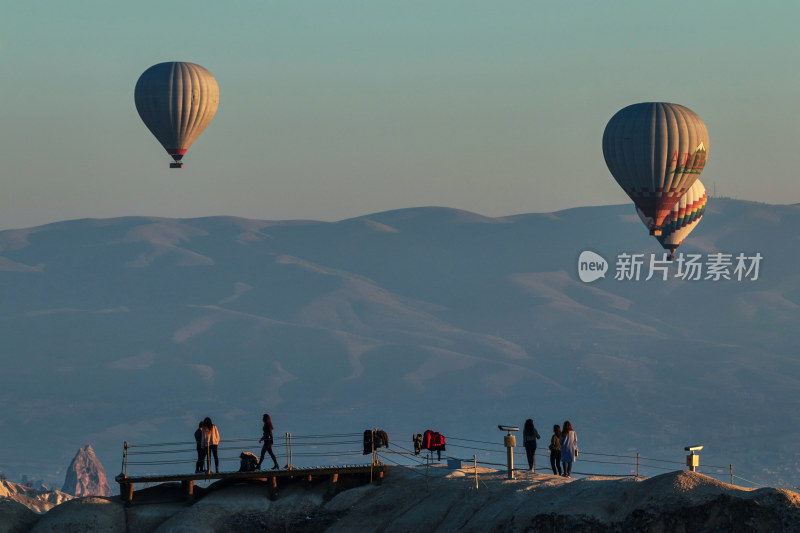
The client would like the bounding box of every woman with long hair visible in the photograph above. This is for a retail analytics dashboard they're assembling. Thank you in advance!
[258,413,280,470]
[549,425,562,476]
[559,420,577,478]
[201,417,221,473]
[522,419,540,471]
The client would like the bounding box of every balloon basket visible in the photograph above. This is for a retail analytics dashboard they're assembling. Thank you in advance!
[170,162,184,169]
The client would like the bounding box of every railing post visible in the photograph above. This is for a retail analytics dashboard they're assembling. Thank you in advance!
[121,441,129,476]
[730,464,733,485]
[636,453,639,478]
[370,429,375,483]
[286,432,294,470]
[425,450,430,491]
[285,432,289,470]
[474,454,478,491]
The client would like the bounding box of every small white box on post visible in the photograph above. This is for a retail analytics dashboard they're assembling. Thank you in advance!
[685,445,703,472]
[498,425,519,480]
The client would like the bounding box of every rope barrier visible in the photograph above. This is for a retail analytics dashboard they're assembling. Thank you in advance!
[731,468,800,492]
[448,443,505,454]
[732,474,769,488]
[447,436,505,447]
[118,431,798,492]
[636,464,678,472]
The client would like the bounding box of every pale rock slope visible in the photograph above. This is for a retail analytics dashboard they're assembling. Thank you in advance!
[0,479,72,513]
[9,467,800,532]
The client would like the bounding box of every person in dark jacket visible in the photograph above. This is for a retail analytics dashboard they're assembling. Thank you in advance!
[523,419,541,471]
[258,413,280,470]
[194,422,204,473]
[549,424,562,476]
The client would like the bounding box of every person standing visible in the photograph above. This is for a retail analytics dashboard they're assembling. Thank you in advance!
[258,413,280,470]
[194,421,205,473]
[559,420,577,478]
[201,417,221,473]
[548,424,562,476]
[522,419,541,471]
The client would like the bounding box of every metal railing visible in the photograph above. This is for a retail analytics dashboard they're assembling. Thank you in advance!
[118,430,800,494]
[373,432,800,493]
[120,432,367,477]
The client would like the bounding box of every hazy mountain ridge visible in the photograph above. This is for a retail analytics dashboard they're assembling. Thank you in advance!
[0,200,798,487]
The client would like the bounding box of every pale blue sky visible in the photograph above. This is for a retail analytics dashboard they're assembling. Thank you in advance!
[0,1,797,230]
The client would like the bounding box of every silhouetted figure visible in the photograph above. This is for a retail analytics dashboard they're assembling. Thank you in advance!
[258,414,279,470]
[194,422,204,473]
[549,425,562,476]
[559,420,577,478]
[239,451,259,472]
[523,419,541,471]
[200,417,220,473]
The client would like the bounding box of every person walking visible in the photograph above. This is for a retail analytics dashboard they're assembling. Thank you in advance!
[200,417,221,473]
[548,424,562,476]
[559,420,577,478]
[194,421,205,473]
[258,413,280,470]
[522,419,541,471]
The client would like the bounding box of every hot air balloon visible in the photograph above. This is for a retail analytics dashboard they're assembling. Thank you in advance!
[134,62,219,168]
[603,102,708,235]
[637,179,707,260]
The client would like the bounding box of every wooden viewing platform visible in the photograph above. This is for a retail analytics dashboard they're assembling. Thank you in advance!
[115,463,386,506]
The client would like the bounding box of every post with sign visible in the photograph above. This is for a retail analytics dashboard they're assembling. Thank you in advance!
[498,425,519,480]
[685,445,703,472]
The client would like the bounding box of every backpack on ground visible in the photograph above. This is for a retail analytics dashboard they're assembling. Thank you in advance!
[239,451,259,472]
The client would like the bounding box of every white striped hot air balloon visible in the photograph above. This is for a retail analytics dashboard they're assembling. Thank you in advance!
[134,62,219,168]
[603,102,709,236]
[637,179,707,260]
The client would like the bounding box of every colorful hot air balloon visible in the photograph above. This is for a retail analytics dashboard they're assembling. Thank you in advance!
[637,180,707,260]
[603,102,708,235]
[134,62,219,168]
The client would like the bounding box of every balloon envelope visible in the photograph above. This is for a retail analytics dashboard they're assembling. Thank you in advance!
[134,62,219,164]
[637,179,707,256]
[603,102,708,233]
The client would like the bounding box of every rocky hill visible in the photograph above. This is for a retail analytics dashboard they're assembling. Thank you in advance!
[61,445,112,497]
[5,467,800,532]
[0,478,72,526]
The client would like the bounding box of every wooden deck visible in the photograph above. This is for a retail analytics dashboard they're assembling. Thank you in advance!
[114,463,386,505]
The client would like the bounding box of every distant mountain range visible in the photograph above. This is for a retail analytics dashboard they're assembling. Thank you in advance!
[1,199,798,487]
